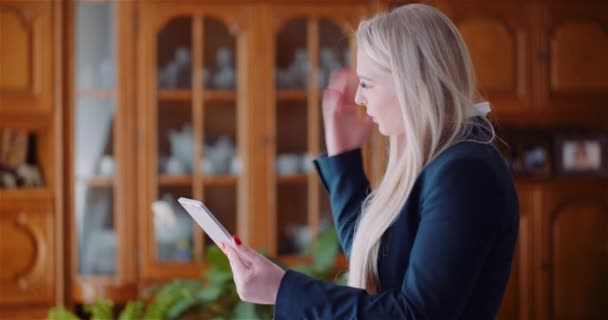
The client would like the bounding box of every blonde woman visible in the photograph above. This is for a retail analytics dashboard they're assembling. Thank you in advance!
[221,4,519,319]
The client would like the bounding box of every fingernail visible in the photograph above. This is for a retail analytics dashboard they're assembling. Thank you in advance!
[233,235,242,246]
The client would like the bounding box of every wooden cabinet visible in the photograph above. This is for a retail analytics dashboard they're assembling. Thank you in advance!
[537,1,608,127]
[0,0,60,317]
[504,180,608,320]
[0,0,54,122]
[258,2,368,259]
[62,0,375,303]
[432,1,535,123]
[136,1,254,282]
[132,1,370,284]
[534,181,608,320]
[388,0,608,128]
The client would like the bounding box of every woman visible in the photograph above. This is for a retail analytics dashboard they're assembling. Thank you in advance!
[221,4,519,319]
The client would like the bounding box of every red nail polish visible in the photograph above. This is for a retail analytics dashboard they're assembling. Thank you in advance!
[233,235,242,246]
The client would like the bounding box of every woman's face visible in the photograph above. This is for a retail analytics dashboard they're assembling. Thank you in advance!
[354,49,404,136]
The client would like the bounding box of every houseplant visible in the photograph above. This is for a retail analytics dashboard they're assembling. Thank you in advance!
[49,228,345,319]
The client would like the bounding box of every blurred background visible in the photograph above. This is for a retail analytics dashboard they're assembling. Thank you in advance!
[0,0,606,319]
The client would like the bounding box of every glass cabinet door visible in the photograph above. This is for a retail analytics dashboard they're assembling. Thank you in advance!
[272,16,353,258]
[73,1,117,277]
[143,8,242,278]
[71,0,136,304]
[71,0,136,303]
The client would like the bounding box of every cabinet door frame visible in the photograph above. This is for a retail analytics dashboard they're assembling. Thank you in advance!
[536,2,608,128]
[0,0,53,116]
[535,181,608,320]
[436,1,536,124]
[136,2,254,281]
[65,0,137,304]
[259,3,369,257]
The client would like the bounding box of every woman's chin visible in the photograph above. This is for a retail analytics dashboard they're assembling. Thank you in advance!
[377,125,390,137]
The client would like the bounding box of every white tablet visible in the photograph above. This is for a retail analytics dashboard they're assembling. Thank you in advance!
[178,197,232,248]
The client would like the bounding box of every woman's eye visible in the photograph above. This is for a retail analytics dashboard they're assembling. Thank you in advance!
[359,82,368,89]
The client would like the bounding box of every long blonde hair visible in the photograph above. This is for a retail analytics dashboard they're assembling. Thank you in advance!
[348,4,494,290]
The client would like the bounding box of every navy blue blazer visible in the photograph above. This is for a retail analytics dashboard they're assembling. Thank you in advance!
[274,124,519,319]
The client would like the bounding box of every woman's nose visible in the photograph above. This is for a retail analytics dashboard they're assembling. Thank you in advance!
[354,86,365,105]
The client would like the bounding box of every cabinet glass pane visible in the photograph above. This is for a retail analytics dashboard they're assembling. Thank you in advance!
[318,19,349,242]
[203,185,237,249]
[201,18,239,177]
[202,103,238,176]
[203,18,236,90]
[157,17,192,90]
[276,18,309,255]
[75,2,115,90]
[276,18,308,90]
[158,101,193,175]
[154,187,194,262]
[317,19,350,89]
[74,97,116,275]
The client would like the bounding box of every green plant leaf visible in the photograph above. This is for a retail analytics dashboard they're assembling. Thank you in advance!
[233,301,258,320]
[205,267,233,285]
[292,264,315,277]
[143,280,203,320]
[48,306,80,320]
[166,296,198,320]
[313,228,339,272]
[196,285,223,302]
[118,301,144,320]
[205,245,230,269]
[85,298,113,320]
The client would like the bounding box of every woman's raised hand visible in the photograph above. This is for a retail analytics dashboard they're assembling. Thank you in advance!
[322,69,374,156]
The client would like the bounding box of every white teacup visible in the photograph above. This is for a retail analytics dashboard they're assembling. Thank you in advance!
[200,158,218,175]
[98,155,115,176]
[277,154,300,176]
[300,153,314,173]
[166,157,186,175]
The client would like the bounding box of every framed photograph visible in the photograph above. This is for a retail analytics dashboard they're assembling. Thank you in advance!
[554,133,608,177]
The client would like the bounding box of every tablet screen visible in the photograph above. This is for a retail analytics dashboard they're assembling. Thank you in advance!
[178,197,232,248]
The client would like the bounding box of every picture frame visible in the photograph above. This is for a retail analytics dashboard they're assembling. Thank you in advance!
[554,133,608,177]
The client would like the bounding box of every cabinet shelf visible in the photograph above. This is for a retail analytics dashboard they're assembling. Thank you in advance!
[277,174,309,184]
[158,174,239,186]
[157,90,237,103]
[204,90,236,103]
[159,175,192,186]
[76,90,116,99]
[158,90,191,100]
[0,188,53,202]
[0,110,53,129]
[277,90,308,101]
[203,175,238,186]
[77,176,114,187]
[0,188,53,211]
